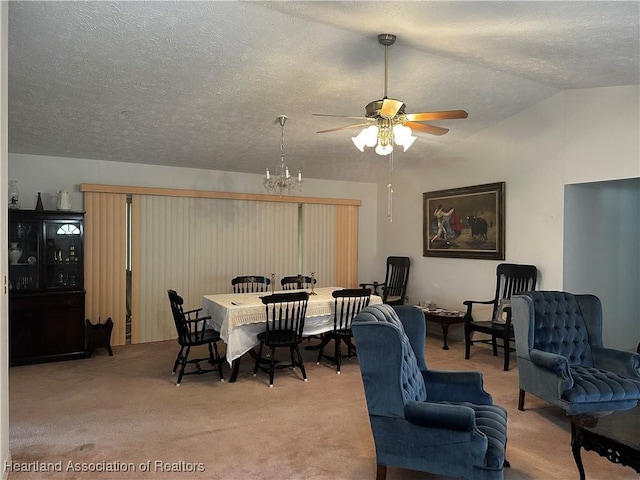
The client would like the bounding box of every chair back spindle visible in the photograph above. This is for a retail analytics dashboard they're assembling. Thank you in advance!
[231,275,271,293]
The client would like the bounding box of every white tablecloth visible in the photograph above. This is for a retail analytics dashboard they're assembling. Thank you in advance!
[201,287,382,364]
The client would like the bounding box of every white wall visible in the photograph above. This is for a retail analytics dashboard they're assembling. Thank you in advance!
[381,85,640,349]
[7,154,379,285]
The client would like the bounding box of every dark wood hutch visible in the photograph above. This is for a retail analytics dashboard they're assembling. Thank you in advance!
[8,210,87,366]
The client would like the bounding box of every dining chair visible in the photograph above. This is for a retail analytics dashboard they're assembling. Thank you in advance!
[360,256,410,305]
[463,263,537,371]
[167,289,225,386]
[231,275,271,293]
[280,275,317,290]
[317,288,371,373]
[254,291,309,387]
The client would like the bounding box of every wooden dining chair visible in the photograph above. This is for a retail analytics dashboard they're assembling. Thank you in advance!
[253,291,309,387]
[463,263,537,371]
[317,288,371,374]
[280,275,316,290]
[167,289,225,385]
[231,275,271,293]
[360,256,410,305]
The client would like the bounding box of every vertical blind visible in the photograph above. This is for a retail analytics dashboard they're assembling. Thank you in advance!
[132,195,299,343]
[83,192,128,346]
[81,184,361,345]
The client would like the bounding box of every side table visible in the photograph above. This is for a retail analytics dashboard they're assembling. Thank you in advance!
[571,408,640,479]
[421,308,464,350]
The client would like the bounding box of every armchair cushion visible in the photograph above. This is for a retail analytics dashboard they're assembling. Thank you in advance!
[564,366,640,404]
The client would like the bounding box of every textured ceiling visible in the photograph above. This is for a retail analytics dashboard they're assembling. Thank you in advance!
[8,1,640,183]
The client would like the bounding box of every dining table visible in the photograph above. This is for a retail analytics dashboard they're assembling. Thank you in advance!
[201,286,382,382]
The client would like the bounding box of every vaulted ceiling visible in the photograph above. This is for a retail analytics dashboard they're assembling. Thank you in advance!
[8,1,639,183]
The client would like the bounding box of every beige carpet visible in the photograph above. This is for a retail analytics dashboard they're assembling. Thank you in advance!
[7,329,637,480]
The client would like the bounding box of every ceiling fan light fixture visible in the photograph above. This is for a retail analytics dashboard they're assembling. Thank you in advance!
[375,142,393,156]
[352,125,379,151]
[393,124,417,152]
[314,33,468,157]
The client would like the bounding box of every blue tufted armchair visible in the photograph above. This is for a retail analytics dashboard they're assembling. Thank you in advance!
[511,291,640,415]
[352,304,508,480]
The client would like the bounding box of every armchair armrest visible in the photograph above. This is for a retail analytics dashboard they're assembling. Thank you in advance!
[529,349,573,390]
[591,346,640,379]
[423,370,493,405]
[183,307,204,320]
[530,349,569,372]
[185,315,213,337]
[462,299,495,320]
[404,400,476,431]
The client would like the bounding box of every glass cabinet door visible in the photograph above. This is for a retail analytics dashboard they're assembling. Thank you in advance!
[44,220,83,290]
[8,220,40,291]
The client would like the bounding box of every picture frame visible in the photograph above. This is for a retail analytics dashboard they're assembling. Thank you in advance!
[423,182,505,260]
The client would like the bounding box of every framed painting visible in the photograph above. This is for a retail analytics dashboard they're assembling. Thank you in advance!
[423,182,505,259]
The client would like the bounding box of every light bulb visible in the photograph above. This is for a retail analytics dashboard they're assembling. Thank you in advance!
[393,124,417,152]
[363,125,379,147]
[375,142,393,156]
[351,129,367,152]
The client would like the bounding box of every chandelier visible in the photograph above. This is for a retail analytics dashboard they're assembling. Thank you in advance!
[264,115,302,194]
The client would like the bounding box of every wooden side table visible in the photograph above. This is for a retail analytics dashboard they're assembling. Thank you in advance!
[421,308,464,350]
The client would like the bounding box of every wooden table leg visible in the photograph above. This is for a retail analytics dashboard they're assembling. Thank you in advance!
[441,323,451,350]
[571,420,587,480]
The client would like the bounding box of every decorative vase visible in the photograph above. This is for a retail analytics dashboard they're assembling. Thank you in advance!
[35,192,44,211]
[8,180,19,210]
[8,242,22,265]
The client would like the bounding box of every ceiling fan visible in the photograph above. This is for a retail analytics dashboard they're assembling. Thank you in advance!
[314,34,468,156]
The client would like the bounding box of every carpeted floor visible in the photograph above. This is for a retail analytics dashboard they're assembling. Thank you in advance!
[7,328,637,480]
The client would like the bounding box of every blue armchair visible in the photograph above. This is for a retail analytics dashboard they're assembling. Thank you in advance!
[352,304,508,480]
[512,291,640,415]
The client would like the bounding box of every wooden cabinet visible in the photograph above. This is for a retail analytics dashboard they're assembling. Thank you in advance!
[8,210,87,366]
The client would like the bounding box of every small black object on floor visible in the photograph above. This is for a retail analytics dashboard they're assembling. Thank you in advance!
[86,317,114,357]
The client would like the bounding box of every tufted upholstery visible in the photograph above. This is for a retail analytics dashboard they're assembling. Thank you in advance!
[512,291,640,415]
[531,291,593,366]
[352,304,508,480]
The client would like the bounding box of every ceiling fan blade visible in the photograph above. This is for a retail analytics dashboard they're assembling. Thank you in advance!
[316,123,371,134]
[379,99,404,119]
[313,113,368,120]
[405,121,449,136]
[405,110,469,122]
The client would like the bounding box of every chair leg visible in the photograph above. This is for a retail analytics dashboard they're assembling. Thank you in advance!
[518,389,526,411]
[294,345,308,382]
[376,464,387,480]
[464,327,472,360]
[335,337,342,374]
[344,336,356,358]
[503,333,510,371]
[176,346,190,386]
[316,334,332,364]
[253,342,264,376]
[491,335,498,356]
[268,346,276,388]
[172,346,184,374]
